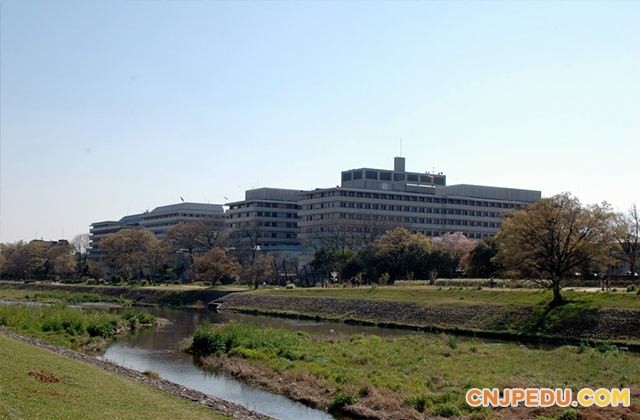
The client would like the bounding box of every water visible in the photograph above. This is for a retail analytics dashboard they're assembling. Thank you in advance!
[100,307,337,420]
[1,300,532,419]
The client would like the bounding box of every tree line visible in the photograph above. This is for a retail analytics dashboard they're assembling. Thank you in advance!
[0,194,638,301]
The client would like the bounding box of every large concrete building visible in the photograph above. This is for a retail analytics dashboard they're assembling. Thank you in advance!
[226,188,304,255]
[298,157,541,245]
[89,202,224,259]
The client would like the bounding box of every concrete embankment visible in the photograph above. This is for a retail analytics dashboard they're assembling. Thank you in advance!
[0,281,235,307]
[219,293,640,346]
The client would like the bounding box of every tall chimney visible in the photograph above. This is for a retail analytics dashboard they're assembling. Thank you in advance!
[394,157,405,172]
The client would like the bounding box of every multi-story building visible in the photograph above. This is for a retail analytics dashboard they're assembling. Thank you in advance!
[88,202,224,259]
[226,188,304,255]
[298,157,541,245]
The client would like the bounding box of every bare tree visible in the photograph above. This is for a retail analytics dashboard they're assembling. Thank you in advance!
[196,216,228,249]
[305,216,397,253]
[496,193,615,304]
[71,233,90,254]
[614,204,640,276]
[228,221,266,266]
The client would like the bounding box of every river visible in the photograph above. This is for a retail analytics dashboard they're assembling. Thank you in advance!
[99,306,423,420]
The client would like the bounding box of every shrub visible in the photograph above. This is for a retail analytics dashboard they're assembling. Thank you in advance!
[595,342,618,354]
[285,283,296,289]
[329,392,356,411]
[189,324,226,356]
[405,395,428,412]
[432,403,461,417]
[187,322,310,358]
[87,319,118,338]
[122,310,155,328]
[626,284,636,292]
[379,272,391,284]
[448,336,458,350]
[557,408,578,420]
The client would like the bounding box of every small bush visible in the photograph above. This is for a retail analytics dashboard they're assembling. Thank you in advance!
[357,386,369,397]
[329,392,357,411]
[448,336,458,350]
[285,283,296,289]
[626,284,636,292]
[577,342,590,354]
[595,342,618,354]
[406,395,428,413]
[432,403,461,417]
[557,408,578,420]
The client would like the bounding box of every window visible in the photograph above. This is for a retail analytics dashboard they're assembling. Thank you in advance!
[365,170,378,180]
[407,174,418,182]
[342,172,352,182]
[353,171,363,180]
[380,171,392,181]
[393,173,405,181]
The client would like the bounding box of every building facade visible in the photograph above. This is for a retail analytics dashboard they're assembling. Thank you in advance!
[298,158,541,245]
[88,202,224,259]
[225,188,304,255]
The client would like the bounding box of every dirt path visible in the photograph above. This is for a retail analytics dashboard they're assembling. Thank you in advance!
[0,328,270,420]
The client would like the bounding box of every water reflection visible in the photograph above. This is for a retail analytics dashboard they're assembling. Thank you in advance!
[101,307,334,420]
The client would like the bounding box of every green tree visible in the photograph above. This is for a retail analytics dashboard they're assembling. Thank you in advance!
[373,227,432,283]
[465,236,501,278]
[496,193,614,304]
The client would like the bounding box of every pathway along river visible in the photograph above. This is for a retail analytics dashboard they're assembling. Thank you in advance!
[100,307,421,420]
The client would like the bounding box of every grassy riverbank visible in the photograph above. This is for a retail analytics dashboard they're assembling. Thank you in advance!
[219,286,640,344]
[0,286,130,306]
[0,282,242,307]
[254,285,640,309]
[0,334,225,419]
[0,304,155,351]
[187,322,640,418]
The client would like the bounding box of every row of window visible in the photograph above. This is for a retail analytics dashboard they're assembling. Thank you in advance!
[142,212,219,221]
[304,190,522,209]
[227,212,298,219]
[260,221,297,228]
[228,201,300,210]
[302,225,490,240]
[304,201,502,217]
[302,212,499,228]
[142,221,179,229]
[342,170,446,185]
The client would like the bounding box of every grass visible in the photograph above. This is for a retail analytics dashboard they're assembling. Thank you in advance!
[0,334,225,419]
[0,304,155,350]
[187,322,640,417]
[254,285,640,309]
[0,286,131,305]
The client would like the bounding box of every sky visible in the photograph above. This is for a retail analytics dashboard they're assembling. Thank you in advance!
[0,0,638,243]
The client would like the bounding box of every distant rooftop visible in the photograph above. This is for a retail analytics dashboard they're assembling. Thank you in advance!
[146,202,224,215]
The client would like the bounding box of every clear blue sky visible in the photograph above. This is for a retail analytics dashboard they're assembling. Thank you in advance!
[1,0,638,242]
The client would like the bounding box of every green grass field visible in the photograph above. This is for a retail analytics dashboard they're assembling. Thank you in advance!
[0,334,225,419]
[254,285,640,309]
[189,322,640,418]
